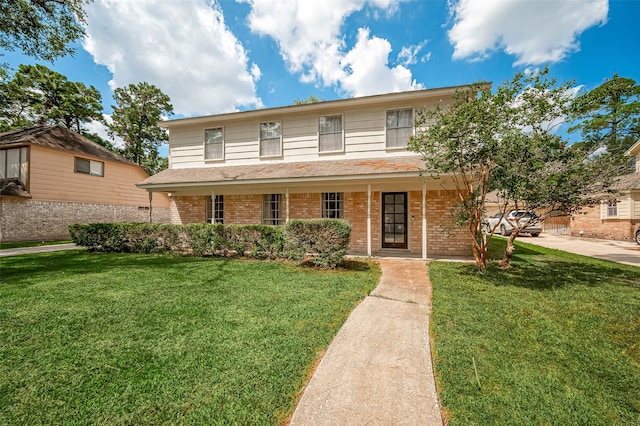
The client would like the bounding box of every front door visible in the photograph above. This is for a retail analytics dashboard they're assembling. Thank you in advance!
[382,192,407,249]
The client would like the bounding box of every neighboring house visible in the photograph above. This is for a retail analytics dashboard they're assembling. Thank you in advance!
[137,88,475,259]
[570,141,640,241]
[0,126,170,242]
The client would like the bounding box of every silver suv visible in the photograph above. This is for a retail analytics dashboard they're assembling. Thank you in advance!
[634,223,640,245]
[488,210,542,237]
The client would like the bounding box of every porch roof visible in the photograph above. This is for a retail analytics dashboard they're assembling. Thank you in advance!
[137,155,431,191]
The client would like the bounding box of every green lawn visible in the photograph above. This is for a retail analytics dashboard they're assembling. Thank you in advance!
[0,240,71,250]
[430,238,640,425]
[0,251,379,425]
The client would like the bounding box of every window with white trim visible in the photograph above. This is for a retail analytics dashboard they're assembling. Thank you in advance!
[260,121,282,157]
[606,199,618,217]
[204,127,224,160]
[206,195,224,224]
[0,146,29,186]
[262,194,282,225]
[322,192,343,219]
[319,115,343,152]
[75,157,103,177]
[386,109,413,148]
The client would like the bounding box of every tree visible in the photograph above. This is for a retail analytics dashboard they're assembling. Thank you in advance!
[410,68,626,271]
[108,82,173,174]
[0,64,102,132]
[0,0,90,61]
[293,95,324,105]
[570,74,640,156]
[408,81,499,272]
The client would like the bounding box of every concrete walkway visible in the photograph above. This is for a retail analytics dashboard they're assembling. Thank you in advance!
[290,258,442,426]
[0,243,79,257]
[520,234,640,267]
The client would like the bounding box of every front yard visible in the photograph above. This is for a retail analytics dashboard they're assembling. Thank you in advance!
[430,238,640,425]
[0,252,379,424]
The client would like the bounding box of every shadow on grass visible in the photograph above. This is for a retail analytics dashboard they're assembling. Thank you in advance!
[465,238,640,291]
[0,251,226,285]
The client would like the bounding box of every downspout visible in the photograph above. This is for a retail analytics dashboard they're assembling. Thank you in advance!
[148,191,153,223]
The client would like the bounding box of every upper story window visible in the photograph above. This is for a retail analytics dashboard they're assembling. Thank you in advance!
[260,121,282,157]
[75,157,104,177]
[606,199,618,217]
[204,127,224,160]
[319,115,343,152]
[0,146,29,186]
[386,109,413,148]
[262,194,282,225]
[322,192,343,219]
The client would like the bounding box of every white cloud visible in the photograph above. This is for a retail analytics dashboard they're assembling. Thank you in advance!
[448,0,608,65]
[241,0,421,96]
[396,41,428,66]
[82,0,261,116]
[342,28,423,97]
[84,115,125,149]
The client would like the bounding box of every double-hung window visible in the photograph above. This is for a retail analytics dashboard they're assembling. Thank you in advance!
[0,147,29,186]
[206,195,224,224]
[386,109,413,148]
[322,192,343,219]
[260,121,282,157]
[75,157,104,177]
[319,115,343,152]
[205,127,224,160]
[606,199,618,217]
[262,194,282,225]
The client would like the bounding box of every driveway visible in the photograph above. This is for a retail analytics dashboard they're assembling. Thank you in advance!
[521,234,640,267]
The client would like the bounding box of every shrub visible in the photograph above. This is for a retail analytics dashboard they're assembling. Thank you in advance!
[284,219,351,268]
[69,220,350,268]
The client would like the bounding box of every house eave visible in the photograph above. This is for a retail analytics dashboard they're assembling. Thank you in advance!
[157,84,489,129]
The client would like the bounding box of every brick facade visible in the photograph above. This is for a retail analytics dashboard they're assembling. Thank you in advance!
[571,204,639,241]
[169,189,472,257]
[0,198,170,242]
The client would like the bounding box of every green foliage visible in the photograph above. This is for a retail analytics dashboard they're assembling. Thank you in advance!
[570,73,640,155]
[284,219,352,268]
[0,0,89,61]
[410,68,629,269]
[0,251,379,424]
[293,95,324,105]
[69,220,350,268]
[107,82,173,174]
[0,64,102,132]
[430,238,640,425]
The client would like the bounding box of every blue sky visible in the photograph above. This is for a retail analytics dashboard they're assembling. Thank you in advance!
[3,0,639,150]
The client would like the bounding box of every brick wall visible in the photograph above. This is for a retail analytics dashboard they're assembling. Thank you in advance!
[425,190,471,257]
[170,195,206,224]
[571,204,638,241]
[168,189,472,258]
[0,198,169,242]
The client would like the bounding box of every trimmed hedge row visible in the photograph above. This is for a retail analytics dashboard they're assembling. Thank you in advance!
[69,219,351,268]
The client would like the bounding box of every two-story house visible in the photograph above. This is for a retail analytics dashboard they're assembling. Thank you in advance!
[570,140,640,241]
[0,126,170,242]
[137,88,474,259]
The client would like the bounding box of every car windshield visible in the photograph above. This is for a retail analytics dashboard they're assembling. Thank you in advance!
[513,211,537,219]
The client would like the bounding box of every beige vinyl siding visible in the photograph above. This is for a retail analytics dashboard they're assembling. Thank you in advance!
[166,96,447,169]
[28,145,169,208]
[632,191,640,219]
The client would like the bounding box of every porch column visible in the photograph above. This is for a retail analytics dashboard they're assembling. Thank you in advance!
[422,183,427,260]
[285,188,290,223]
[210,190,215,223]
[367,184,372,256]
[148,191,153,223]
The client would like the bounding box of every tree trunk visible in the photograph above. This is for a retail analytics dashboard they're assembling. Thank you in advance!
[498,231,519,269]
